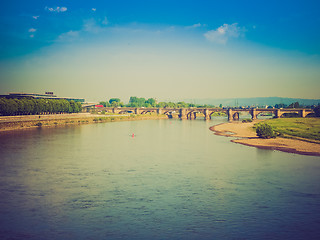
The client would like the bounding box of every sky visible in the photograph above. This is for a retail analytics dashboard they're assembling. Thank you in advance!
[0,0,320,102]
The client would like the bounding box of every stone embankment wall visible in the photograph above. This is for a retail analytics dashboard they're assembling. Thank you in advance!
[0,114,168,132]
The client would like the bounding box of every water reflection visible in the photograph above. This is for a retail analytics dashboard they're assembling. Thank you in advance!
[256,147,273,158]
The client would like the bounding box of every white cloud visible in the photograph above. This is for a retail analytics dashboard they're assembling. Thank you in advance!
[83,19,102,33]
[45,6,68,13]
[92,8,96,12]
[83,18,110,33]
[28,28,37,33]
[58,30,80,42]
[204,23,243,44]
[32,16,39,20]
[185,23,202,29]
[60,7,67,12]
[57,17,111,42]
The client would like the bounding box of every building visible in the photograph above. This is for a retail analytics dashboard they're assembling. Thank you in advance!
[0,92,85,103]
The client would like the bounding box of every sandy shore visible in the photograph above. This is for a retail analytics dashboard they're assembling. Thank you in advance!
[210,121,320,157]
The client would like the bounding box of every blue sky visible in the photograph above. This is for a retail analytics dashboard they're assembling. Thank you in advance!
[1,0,320,102]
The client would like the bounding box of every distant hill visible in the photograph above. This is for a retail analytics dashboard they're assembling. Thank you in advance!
[183,97,320,107]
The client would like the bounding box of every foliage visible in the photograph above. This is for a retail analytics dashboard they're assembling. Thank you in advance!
[0,98,82,116]
[99,101,110,107]
[287,102,300,108]
[99,101,107,107]
[109,98,120,104]
[108,98,123,107]
[314,106,320,117]
[211,112,226,117]
[263,118,320,141]
[242,118,253,123]
[256,123,276,139]
[274,103,287,108]
[127,96,157,107]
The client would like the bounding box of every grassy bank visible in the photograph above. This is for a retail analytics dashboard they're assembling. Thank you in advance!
[258,118,320,141]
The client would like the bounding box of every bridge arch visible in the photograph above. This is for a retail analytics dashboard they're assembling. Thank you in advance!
[118,110,134,114]
[186,110,199,120]
[209,110,227,118]
[306,112,315,117]
[281,112,300,118]
[255,111,274,119]
[232,112,240,120]
[163,110,174,118]
[140,110,156,114]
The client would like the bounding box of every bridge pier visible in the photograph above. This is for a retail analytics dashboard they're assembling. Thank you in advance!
[228,109,233,121]
[188,112,197,120]
[300,109,307,118]
[204,109,210,120]
[135,108,141,114]
[275,109,281,118]
[157,108,162,115]
[179,108,187,120]
[250,108,257,120]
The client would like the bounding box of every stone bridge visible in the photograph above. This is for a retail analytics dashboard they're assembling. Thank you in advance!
[86,106,314,121]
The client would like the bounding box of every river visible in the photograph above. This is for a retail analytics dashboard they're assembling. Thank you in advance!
[0,117,319,239]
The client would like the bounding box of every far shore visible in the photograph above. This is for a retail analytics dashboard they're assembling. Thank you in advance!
[210,121,320,157]
[0,113,167,133]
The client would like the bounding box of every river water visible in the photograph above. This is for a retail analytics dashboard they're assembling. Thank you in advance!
[0,118,319,239]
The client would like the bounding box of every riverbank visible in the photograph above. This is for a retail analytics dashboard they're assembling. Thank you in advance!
[210,121,320,157]
[0,113,168,132]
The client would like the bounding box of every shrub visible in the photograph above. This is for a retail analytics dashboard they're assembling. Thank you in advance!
[35,122,42,127]
[256,123,276,139]
[242,118,252,123]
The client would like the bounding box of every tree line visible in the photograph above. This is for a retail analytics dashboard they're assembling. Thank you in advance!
[0,98,82,116]
[99,97,212,108]
[99,97,320,114]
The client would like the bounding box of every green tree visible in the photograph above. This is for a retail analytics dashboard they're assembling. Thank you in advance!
[76,102,82,113]
[99,101,107,107]
[0,98,7,115]
[156,102,166,108]
[314,106,320,117]
[146,98,156,107]
[69,100,76,113]
[177,102,188,108]
[256,123,276,139]
[109,98,121,105]
[275,103,286,108]
[7,99,18,115]
[288,102,300,108]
